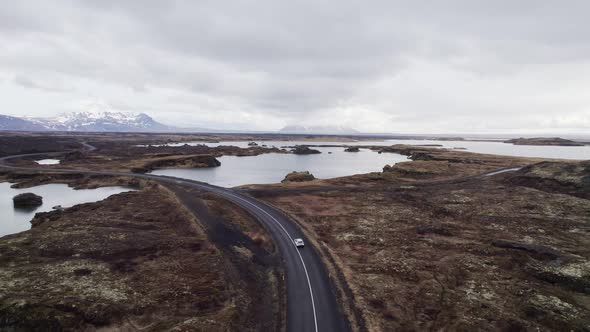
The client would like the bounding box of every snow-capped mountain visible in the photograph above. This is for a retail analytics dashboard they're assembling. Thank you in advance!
[0,115,47,131]
[279,125,359,135]
[18,111,172,132]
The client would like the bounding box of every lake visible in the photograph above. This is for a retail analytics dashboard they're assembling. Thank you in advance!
[149,139,590,187]
[149,139,590,160]
[35,159,61,165]
[151,146,410,187]
[0,183,133,237]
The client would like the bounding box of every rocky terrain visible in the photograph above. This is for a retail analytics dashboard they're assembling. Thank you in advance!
[504,137,586,146]
[2,132,589,331]
[0,133,288,173]
[130,154,221,173]
[246,147,590,331]
[0,178,281,331]
[0,135,82,157]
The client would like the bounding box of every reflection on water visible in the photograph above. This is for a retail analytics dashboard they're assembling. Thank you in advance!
[151,146,410,187]
[0,183,133,237]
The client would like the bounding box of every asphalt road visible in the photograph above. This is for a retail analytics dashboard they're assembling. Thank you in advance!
[0,152,350,332]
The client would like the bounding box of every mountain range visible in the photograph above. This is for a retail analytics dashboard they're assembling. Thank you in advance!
[0,111,362,134]
[0,112,173,132]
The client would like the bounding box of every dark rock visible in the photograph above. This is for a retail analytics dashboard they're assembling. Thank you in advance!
[247,142,258,146]
[344,147,360,152]
[292,146,321,155]
[13,193,43,208]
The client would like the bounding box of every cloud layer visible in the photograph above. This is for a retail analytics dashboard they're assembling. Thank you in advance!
[1,0,589,133]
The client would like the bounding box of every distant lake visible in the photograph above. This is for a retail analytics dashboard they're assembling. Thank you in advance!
[0,183,133,237]
[152,139,590,160]
[149,138,590,187]
[151,146,410,187]
[383,139,590,160]
[35,159,60,165]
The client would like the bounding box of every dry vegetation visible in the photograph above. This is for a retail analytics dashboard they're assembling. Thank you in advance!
[247,149,590,331]
[2,133,589,331]
[0,181,281,331]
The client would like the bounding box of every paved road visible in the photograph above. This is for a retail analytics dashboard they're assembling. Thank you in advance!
[0,151,350,332]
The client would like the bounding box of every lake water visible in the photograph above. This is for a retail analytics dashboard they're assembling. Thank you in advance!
[383,139,590,160]
[148,139,590,160]
[149,138,590,187]
[151,146,410,187]
[0,183,133,237]
[35,159,60,165]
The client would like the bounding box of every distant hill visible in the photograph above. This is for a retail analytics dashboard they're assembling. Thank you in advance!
[25,111,173,132]
[0,115,47,131]
[504,137,586,146]
[279,125,359,135]
[0,111,176,132]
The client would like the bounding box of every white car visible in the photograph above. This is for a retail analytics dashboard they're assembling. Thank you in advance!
[294,238,305,248]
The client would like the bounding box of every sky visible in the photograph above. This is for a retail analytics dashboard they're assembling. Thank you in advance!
[1,0,589,134]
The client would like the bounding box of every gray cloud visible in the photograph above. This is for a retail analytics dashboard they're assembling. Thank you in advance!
[13,75,71,93]
[0,0,589,133]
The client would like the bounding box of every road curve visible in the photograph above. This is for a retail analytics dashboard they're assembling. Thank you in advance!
[0,152,350,332]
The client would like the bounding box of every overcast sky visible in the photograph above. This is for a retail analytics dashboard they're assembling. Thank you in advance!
[1,1,589,134]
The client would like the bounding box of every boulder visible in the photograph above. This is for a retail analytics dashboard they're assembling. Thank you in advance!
[282,171,316,183]
[291,146,321,155]
[13,193,43,208]
[247,142,258,146]
[344,147,360,152]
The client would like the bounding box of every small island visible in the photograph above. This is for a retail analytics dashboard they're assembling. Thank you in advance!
[13,193,43,208]
[282,171,316,183]
[291,146,321,155]
[504,137,585,146]
[344,147,360,152]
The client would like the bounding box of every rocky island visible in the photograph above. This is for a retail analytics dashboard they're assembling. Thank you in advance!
[282,171,316,183]
[344,146,360,152]
[504,137,585,146]
[291,145,321,155]
[12,192,43,208]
